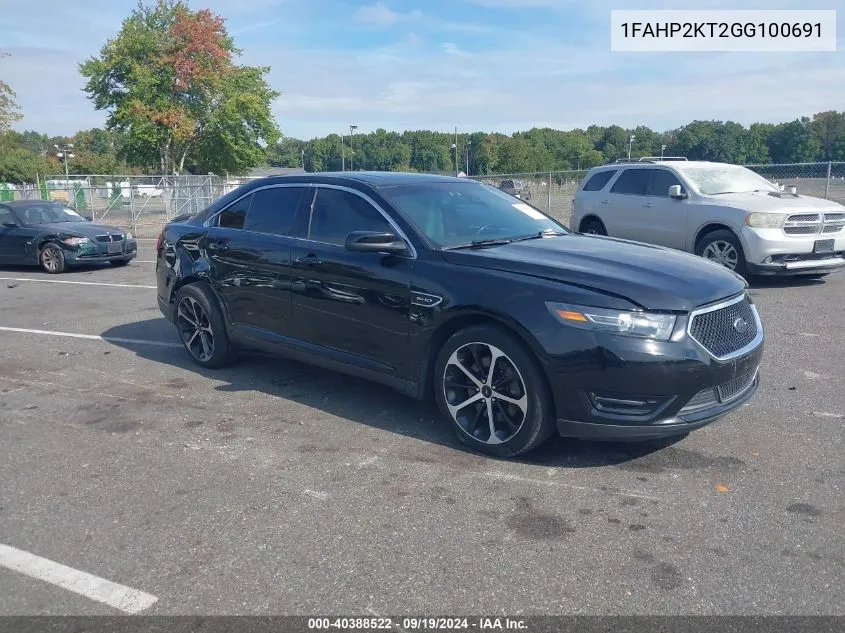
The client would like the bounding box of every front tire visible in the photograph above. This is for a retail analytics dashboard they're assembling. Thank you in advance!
[696,229,748,277]
[109,259,131,267]
[173,283,236,369]
[40,244,66,274]
[434,324,556,458]
[580,219,607,236]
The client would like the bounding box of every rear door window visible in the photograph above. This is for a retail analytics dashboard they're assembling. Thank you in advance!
[243,186,307,235]
[610,169,650,195]
[217,194,253,229]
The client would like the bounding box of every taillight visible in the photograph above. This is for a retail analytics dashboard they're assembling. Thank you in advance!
[156,230,164,253]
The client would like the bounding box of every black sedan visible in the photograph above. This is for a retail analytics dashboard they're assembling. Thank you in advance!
[156,172,764,458]
[0,200,137,273]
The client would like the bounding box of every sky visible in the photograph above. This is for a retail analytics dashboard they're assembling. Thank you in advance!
[1,0,843,140]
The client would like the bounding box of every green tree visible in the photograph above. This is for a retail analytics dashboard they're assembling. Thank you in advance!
[812,111,845,161]
[0,132,50,183]
[0,52,23,132]
[80,0,279,175]
[767,118,821,163]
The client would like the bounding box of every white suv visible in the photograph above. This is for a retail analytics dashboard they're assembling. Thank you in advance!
[570,158,845,278]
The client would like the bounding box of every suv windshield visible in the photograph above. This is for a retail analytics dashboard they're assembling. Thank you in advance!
[19,204,87,224]
[677,165,779,195]
[382,182,567,248]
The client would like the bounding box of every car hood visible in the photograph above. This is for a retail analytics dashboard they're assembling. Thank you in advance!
[28,222,129,237]
[703,191,845,213]
[440,234,746,312]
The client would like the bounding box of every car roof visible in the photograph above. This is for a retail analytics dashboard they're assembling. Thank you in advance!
[245,171,465,189]
[1,200,63,207]
[589,160,735,172]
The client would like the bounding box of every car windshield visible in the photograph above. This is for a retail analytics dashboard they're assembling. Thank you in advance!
[677,165,779,195]
[382,182,567,248]
[19,204,87,224]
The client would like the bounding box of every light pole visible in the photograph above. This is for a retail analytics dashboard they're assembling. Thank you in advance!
[661,144,666,160]
[466,139,471,176]
[627,135,635,160]
[54,143,75,204]
[340,134,345,171]
[301,149,305,170]
[349,125,357,170]
[450,143,457,177]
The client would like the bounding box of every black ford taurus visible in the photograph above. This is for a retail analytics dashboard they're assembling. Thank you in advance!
[0,200,137,273]
[156,172,764,457]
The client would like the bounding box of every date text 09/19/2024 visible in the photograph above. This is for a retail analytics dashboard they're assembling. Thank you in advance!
[307,617,528,630]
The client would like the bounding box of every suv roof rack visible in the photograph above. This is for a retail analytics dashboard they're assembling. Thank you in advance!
[638,156,688,162]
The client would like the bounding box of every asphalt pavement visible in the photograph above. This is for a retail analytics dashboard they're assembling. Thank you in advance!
[0,242,842,616]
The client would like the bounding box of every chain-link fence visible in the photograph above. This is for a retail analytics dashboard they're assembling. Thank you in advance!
[1,174,258,237]
[2,162,844,237]
[470,162,845,227]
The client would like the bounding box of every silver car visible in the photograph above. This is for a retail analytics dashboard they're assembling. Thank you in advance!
[571,158,845,278]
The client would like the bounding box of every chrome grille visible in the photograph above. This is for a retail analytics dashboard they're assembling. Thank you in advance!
[688,295,760,359]
[783,212,845,235]
[95,234,124,243]
[679,388,718,414]
[717,370,757,403]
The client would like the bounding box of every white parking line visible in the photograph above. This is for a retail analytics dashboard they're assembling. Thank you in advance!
[0,326,182,348]
[0,543,158,614]
[483,471,661,501]
[0,277,155,289]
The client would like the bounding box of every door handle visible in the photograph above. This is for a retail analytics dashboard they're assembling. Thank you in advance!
[642,203,654,208]
[207,240,228,252]
[600,200,609,204]
[295,253,322,266]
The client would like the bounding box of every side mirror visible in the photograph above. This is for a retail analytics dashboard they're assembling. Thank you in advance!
[345,231,408,255]
[668,185,687,200]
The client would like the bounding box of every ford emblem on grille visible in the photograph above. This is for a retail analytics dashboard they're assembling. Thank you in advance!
[733,317,749,334]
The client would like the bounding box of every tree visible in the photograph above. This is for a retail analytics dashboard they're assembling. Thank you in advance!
[767,118,821,163]
[1,52,23,132]
[812,111,845,161]
[80,0,279,175]
[0,132,49,183]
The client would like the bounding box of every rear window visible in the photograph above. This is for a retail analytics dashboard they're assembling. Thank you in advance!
[583,170,616,191]
[610,169,650,195]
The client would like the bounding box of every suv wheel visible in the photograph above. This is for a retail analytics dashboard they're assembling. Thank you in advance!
[696,230,747,277]
[434,324,556,457]
[580,219,606,236]
[174,283,236,369]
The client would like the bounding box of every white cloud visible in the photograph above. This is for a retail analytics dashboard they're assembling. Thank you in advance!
[354,2,422,28]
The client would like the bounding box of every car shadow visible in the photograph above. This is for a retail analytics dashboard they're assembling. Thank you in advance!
[100,317,683,469]
[747,275,830,289]
[0,262,112,275]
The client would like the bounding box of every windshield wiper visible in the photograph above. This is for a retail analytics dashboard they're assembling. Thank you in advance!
[444,238,515,250]
[444,230,566,250]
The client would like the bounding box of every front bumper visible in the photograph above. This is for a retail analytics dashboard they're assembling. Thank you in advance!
[539,321,764,442]
[741,227,845,275]
[66,239,138,265]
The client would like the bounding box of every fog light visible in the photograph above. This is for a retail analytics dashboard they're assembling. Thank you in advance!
[588,392,667,417]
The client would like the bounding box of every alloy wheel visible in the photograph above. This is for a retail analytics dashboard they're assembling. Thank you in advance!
[442,342,528,445]
[176,296,215,362]
[42,248,60,273]
[702,240,739,270]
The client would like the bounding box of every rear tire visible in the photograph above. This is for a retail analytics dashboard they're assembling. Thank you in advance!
[580,219,607,236]
[40,244,66,274]
[173,283,236,369]
[695,229,748,278]
[434,324,556,458]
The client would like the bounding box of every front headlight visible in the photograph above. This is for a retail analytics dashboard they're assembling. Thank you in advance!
[62,236,92,246]
[125,231,133,240]
[546,302,677,341]
[745,212,788,228]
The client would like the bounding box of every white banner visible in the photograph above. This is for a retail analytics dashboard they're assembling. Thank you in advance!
[610,10,836,52]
